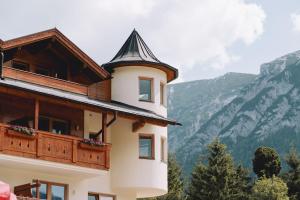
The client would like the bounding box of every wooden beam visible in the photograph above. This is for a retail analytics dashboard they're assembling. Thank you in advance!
[34,99,39,129]
[102,113,107,142]
[132,120,145,132]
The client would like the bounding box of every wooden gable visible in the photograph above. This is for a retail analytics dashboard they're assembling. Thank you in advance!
[1,28,110,84]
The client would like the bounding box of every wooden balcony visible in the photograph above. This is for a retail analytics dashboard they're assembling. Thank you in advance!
[0,124,111,170]
[2,67,88,95]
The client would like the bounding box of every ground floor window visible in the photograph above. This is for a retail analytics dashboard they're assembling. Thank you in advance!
[32,180,68,200]
[88,193,116,200]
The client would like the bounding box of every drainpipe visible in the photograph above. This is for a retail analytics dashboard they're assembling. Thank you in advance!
[0,51,3,80]
[91,111,117,139]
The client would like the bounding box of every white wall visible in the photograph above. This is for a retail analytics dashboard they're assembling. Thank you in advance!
[111,66,167,117]
[0,165,111,200]
[110,118,168,198]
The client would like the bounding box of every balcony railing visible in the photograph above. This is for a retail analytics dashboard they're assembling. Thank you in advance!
[0,124,111,170]
[2,67,88,95]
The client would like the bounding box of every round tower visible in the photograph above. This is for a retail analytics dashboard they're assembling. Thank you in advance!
[103,29,178,117]
[103,29,178,199]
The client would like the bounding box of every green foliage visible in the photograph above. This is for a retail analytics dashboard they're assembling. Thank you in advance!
[252,146,281,178]
[282,148,300,199]
[187,139,251,200]
[251,176,289,200]
[161,154,185,200]
[230,165,252,200]
[140,154,185,200]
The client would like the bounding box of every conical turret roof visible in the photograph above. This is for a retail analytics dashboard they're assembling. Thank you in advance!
[103,29,178,82]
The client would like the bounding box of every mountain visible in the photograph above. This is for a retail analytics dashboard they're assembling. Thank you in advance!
[168,50,300,175]
[168,73,257,152]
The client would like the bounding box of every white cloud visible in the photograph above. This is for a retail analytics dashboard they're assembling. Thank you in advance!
[144,0,265,81]
[0,0,265,81]
[291,13,300,32]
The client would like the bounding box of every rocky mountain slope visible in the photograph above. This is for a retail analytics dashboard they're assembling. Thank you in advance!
[168,50,300,174]
[168,73,257,152]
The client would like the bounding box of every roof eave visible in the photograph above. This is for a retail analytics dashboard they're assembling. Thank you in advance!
[103,60,178,82]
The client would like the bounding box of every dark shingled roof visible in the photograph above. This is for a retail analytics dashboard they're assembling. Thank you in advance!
[109,29,160,63]
[102,29,178,82]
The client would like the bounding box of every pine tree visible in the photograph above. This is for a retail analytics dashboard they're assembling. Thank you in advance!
[282,147,300,199]
[140,154,185,200]
[251,176,289,200]
[252,146,281,178]
[230,165,251,200]
[187,139,251,200]
[159,154,185,200]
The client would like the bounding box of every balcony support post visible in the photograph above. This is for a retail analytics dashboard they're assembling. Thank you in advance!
[102,113,107,143]
[34,99,39,130]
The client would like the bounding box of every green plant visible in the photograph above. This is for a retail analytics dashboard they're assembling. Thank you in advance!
[252,146,281,178]
[251,176,289,200]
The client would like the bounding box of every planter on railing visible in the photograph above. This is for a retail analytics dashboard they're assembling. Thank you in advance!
[7,126,36,140]
[79,142,110,151]
[79,138,109,151]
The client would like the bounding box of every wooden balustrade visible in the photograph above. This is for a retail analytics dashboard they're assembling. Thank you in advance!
[0,124,111,170]
[2,67,88,95]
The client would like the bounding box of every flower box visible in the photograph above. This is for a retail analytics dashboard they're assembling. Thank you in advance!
[79,142,106,151]
[6,126,36,140]
[6,129,36,140]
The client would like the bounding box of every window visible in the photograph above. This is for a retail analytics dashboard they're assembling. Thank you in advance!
[139,134,155,159]
[160,82,165,105]
[161,137,167,162]
[12,60,29,71]
[52,120,68,135]
[32,181,68,200]
[88,193,116,200]
[139,77,153,102]
[38,116,69,135]
[35,66,50,76]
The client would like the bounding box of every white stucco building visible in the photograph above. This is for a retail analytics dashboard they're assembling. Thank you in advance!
[0,28,179,200]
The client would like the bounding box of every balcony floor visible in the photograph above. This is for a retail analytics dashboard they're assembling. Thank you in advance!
[0,153,107,178]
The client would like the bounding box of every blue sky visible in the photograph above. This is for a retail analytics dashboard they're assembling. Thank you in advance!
[0,0,300,82]
[227,0,300,78]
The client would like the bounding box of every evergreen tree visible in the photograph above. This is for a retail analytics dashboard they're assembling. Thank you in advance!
[252,146,281,178]
[140,154,184,200]
[160,154,185,200]
[230,165,251,200]
[187,139,250,200]
[251,176,289,200]
[282,148,300,199]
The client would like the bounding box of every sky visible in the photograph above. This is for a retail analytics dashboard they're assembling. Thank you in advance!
[0,0,300,82]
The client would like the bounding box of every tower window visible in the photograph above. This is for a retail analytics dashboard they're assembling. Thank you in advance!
[160,82,165,106]
[139,77,153,102]
[139,134,155,159]
[161,137,167,162]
